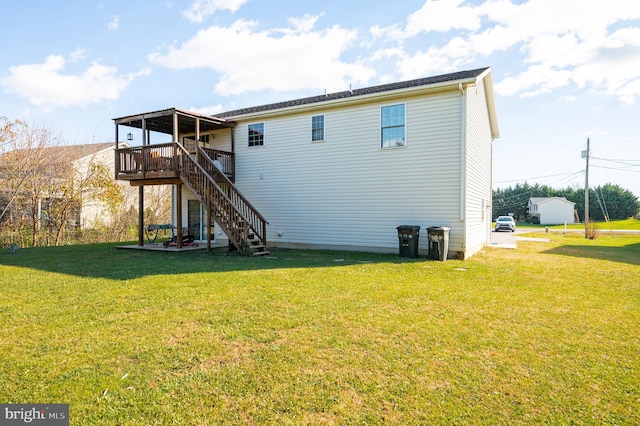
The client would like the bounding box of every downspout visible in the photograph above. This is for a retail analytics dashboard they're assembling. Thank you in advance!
[459,84,466,219]
[459,83,467,253]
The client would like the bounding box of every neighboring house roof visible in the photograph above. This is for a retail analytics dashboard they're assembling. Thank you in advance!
[1,142,115,164]
[0,142,118,184]
[214,67,499,138]
[529,197,576,206]
[44,142,115,163]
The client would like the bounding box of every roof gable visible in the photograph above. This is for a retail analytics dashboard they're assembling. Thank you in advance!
[529,197,575,206]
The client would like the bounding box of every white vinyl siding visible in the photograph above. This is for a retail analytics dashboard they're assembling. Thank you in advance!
[532,198,575,225]
[464,80,495,257]
[209,128,233,152]
[232,90,464,254]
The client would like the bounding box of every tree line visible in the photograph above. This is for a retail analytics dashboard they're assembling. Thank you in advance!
[0,117,170,248]
[492,182,640,222]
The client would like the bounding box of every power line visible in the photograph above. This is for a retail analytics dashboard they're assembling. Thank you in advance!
[591,157,640,168]
[592,156,640,163]
[591,164,640,173]
[494,170,583,185]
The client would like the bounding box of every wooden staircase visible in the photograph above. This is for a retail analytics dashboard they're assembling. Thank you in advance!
[176,143,269,256]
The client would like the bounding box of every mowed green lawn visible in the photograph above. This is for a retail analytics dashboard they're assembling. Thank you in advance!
[520,217,640,230]
[0,235,638,425]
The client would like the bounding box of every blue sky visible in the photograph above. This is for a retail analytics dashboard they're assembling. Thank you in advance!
[1,0,640,197]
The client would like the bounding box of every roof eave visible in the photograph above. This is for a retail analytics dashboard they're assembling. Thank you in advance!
[221,74,486,121]
[478,68,500,140]
[113,107,235,135]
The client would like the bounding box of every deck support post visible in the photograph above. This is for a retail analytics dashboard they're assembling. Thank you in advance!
[176,184,183,249]
[138,186,144,247]
[115,125,119,180]
[206,208,212,251]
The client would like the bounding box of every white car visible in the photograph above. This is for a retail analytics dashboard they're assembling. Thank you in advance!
[495,216,516,232]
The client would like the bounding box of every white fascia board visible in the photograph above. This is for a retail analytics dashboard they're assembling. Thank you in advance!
[477,68,500,140]
[223,77,481,121]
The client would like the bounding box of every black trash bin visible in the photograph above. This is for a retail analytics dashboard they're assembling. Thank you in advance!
[427,226,451,261]
[396,225,421,258]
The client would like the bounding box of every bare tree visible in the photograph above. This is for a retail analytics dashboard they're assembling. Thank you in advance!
[1,118,173,247]
[0,118,61,246]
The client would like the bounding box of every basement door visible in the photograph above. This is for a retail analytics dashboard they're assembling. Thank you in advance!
[187,199,204,240]
[187,199,215,241]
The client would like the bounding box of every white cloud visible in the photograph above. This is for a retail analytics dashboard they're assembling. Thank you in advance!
[188,104,225,116]
[496,64,573,97]
[69,48,87,62]
[371,0,640,102]
[1,54,151,109]
[183,0,248,23]
[405,0,482,35]
[108,16,120,31]
[287,13,323,33]
[149,16,376,96]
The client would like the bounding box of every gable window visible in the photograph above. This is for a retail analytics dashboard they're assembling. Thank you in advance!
[381,104,406,148]
[248,123,264,147]
[312,115,325,142]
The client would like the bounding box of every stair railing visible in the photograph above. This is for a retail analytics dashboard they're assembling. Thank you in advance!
[195,145,268,248]
[175,143,267,250]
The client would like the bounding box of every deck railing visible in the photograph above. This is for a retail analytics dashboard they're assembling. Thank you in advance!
[116,143,177,178]
[200,147,235,181]
[115,142,265,251]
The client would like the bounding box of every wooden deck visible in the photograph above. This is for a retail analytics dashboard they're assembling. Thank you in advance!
[114,141,268,255]
[116,243,208,252]
[115,143,235,183]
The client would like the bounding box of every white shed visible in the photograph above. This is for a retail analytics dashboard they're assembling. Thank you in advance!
[528,197,576,225]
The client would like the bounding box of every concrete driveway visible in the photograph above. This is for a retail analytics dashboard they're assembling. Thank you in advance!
[489,227,550,249]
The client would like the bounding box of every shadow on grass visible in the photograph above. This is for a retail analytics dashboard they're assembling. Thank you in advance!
[543,242,640,266]
[0,241,420,280]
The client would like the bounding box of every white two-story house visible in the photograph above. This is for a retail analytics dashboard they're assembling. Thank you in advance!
[114,67,499,259]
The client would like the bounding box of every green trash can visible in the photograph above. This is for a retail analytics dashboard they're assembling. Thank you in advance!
[427,226,451,261]
[396,225,420,258]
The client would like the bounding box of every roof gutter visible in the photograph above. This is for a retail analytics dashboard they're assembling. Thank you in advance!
[222,76,481,121]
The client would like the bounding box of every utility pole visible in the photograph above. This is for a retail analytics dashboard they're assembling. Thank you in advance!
[583,138,590,238]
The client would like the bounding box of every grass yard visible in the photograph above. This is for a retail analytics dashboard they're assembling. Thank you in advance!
[0,235,638,425]
[517,217,640,231]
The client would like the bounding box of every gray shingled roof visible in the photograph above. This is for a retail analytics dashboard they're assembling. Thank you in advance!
[1,142,114,164]
[529,197,575,205]
[215,67,490,119]
[42,142,115,162]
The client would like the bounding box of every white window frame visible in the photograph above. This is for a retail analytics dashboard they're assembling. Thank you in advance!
[311,114,325,142]
[248,122,265,147]
[380,103,407,149]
